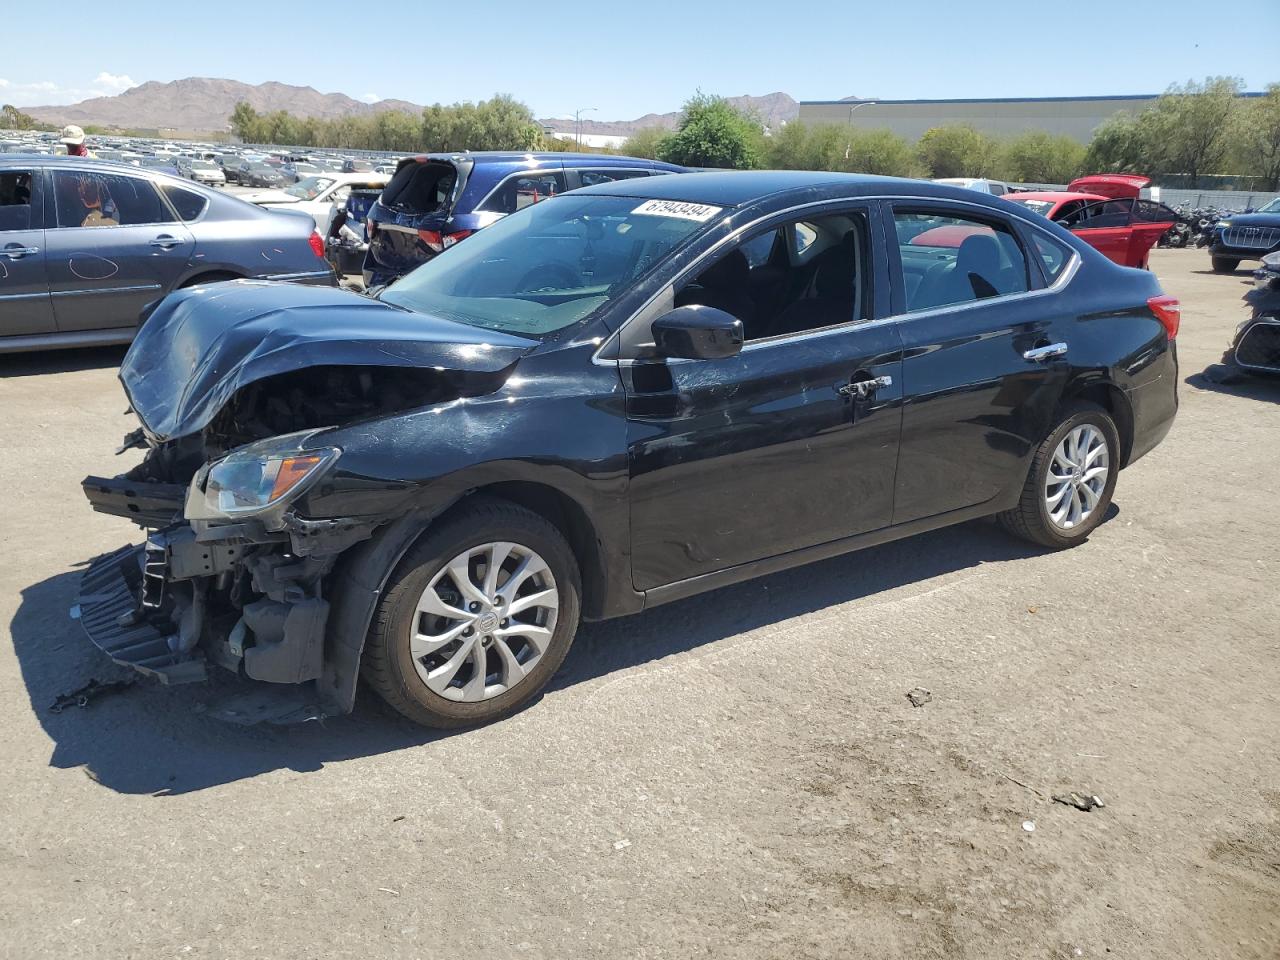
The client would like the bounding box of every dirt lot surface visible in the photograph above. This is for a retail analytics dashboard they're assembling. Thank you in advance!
[1,249,1277,960]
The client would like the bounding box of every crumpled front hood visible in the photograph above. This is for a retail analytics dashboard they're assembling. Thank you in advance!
[121,281,538,442]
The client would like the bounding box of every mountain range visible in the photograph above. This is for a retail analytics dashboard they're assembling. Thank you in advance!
[26,77,801,137]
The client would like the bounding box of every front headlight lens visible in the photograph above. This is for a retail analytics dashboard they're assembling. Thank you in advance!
[1217,220,1232,229]
[187,445,339,520]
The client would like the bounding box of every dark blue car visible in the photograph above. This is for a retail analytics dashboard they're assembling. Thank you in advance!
[1209,197,1280,273]
[362,151,684,286]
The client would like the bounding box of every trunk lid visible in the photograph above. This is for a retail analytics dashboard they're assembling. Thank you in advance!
[1067,174,1151,200]
[122,281,537,442]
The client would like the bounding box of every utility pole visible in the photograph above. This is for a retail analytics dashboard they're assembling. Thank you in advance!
[574,107,597,147]
[844,100,878,160]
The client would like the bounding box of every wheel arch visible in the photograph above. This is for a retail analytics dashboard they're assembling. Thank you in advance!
[1059,377,1135,467]
[320,480,620,715]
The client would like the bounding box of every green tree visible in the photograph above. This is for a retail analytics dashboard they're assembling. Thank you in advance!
[229,101,260,141]
[1233,83,1280,189]
[1140,77,1243,185]
[657,93,763,169]
[623,126,671,159]
[844,128,923,177]
[1082,112,1146,174]
[999,131,1085,184]
[916,125,1000,178]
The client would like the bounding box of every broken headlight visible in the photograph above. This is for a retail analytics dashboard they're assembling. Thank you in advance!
[185,437,339,521]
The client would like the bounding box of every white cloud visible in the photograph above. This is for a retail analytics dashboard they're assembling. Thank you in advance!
[92,72,135,93]
[0,79,9,89]
[361,93,380,103]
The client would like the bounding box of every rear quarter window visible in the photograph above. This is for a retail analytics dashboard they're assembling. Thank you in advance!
[1029,231,1074,284]
[159,183,208,222]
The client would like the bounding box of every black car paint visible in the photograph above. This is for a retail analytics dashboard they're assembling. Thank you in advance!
[82,172,1178,717]
[1208,209,1280,264]
[1223,255,1280,375]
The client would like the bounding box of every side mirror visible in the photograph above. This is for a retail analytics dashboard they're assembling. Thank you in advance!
[652,305,744,360]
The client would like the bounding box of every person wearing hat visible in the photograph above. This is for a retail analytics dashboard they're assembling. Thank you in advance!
[60,125,94,158]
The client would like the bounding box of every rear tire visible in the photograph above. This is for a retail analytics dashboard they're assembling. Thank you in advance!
[1212,256,1241,274]
[999,404,1120,550]
[362,497,581,729]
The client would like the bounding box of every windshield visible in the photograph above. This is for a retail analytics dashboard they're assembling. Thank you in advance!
[192,160,216,170]
[380,194,723,338]
[285,175,336,199]
[1008,198,1055,216]
[1258,198,1280,214]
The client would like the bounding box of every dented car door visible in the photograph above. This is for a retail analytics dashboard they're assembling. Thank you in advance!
[45,168,195,333]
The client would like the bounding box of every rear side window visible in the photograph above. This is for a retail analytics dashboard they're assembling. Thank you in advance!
[1029,232,1074,284]
[893,209,1029,312]
[0,170,34,231]
[578,169,650,187]
[160,183,208,222]
[380,162,458,214]
[52,171,170,228]
[478,171,566,214]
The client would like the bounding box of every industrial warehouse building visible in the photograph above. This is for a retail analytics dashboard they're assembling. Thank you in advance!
[797,93,1264,143]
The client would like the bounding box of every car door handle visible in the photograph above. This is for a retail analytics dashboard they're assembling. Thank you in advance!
[150,235,181,249]
[837,374,893,400]
[1023,342,1068,362]
[1,244,39,259]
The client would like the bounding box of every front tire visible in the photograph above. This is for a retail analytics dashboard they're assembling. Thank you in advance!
[999,404,1120,550]
[1212,256,1241,273]
[362,497,581,728]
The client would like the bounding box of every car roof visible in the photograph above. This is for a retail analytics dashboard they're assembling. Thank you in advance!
[405,151,682,171]
[571,170,999,208]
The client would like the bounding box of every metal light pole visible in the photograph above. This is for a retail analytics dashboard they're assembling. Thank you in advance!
[574,107,597,147]
[844,100,878,160]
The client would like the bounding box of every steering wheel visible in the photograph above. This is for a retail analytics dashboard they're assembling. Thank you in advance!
[515,262,578,294]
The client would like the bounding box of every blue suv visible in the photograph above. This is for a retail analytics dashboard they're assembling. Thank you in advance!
[363,151,684,286]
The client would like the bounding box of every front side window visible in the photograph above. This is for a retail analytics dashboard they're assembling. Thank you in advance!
[380,194,719,338]
[893,209,1029,312]
[479,171,567,214]
[1075,199,1133,229]
[0,170,35,231]
[52,171,170,228]
[675,211,871,341]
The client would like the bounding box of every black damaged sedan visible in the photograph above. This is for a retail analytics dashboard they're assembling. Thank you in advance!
[79,171,1180,728]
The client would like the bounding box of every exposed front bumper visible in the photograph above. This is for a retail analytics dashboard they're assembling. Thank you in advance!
[76,544,208,684]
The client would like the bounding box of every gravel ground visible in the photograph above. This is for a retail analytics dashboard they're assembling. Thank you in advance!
[0,249,1277,960]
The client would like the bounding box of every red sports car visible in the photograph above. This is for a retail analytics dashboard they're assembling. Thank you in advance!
[1002,175,1176,269]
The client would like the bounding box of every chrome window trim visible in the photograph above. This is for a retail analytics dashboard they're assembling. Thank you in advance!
[594,193,1080,365]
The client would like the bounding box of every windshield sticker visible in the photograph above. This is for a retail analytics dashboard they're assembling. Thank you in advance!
[631,200,722,222]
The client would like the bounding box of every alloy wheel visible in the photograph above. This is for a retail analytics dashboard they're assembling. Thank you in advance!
[1044,424,1109,530]
[409,542,559,702]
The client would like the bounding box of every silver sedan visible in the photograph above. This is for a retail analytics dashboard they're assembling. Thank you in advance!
[0,156,334,353]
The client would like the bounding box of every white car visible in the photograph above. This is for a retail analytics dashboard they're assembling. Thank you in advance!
[933,177,1011,197]
[242,172,390,232]
[185,159,226,186]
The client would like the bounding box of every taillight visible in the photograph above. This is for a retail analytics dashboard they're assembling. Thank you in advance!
[417,229,443,252]
[366,218,377,239]
[417,229,473,254]
[1147,294,1180,339]
[307,231,324,259]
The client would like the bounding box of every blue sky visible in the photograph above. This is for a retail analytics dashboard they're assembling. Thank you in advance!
[6,0,1276,120]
